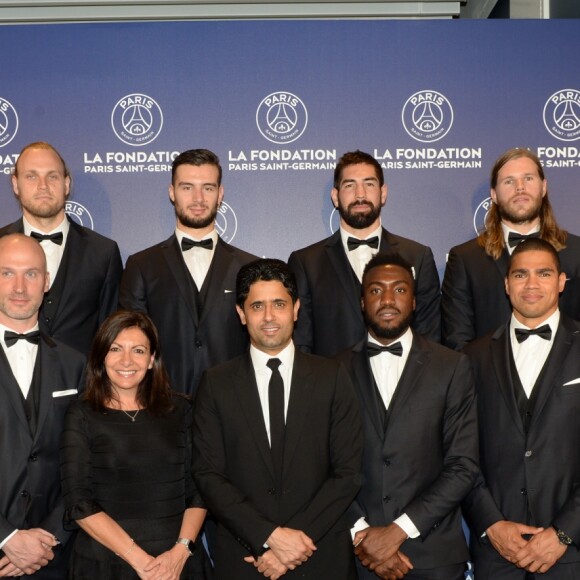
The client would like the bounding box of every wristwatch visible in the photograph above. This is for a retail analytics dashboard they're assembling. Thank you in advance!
[176,537,195,556]
[552,526,573,546]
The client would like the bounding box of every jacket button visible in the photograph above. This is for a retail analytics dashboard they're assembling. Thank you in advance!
[194,340,202,348]
[21,490,29,497]
[29,454,38,462]
[382,496,391,503]
[383,460,391,467]
[268,488,276,495]
[520,488,527,495]
[524,450,533,457]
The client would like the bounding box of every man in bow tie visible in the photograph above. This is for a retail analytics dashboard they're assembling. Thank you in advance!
[336,253,478,580]
[442,147,580,350]
[0,142,123,356]
[0,234,85,578]
[463,237,580,579]
[288,150,441,357]
[120,149,257,397]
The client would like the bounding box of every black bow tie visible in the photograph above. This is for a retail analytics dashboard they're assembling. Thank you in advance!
[514,324,552,343]
[4,330,41,347]
[347,236,379,252]
[181,237,213,252]
[507,231,540,248]
[367,341,403,357]
[30,231,63,246]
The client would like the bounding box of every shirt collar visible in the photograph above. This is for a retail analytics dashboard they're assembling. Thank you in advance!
[339,222,382,247]
[175,227,218,245]
[23,214,69,238]
[510,309,560,334]
[250,341,295,372]
[368,325,413,354]
[0,321,40,347]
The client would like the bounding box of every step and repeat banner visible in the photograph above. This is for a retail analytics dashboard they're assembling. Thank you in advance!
[1,19,579,278]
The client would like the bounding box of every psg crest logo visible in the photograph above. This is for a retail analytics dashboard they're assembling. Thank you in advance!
[543,89,580,142]
[215,201,238,243]
[0,97,18,148]
[111,93,163,147]
[402,90,453,143]
[256,91,308,144]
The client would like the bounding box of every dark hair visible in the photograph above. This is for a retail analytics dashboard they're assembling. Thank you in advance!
[333,150,384,190]
[171,148,222,186]
[362,253,415,293]
[85,311,174,414]
[478,147,567,259]
[508,237,561,275]
[236,258,298,307]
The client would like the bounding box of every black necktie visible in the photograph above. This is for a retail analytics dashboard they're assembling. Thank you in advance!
[30,231,63,246]
[181,237,213,251]
[507,231,540,248]
[4,330,41,347]
[515,324,552,343]
[267,358,285,483]
[367,342,403,357]
[347,236,379,251]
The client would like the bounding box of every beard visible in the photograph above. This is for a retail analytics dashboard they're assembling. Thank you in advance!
[174,202,218,230]
[338,200,381,230]
[20,197,65,220]
[364,308,414,341]
[497,197,542,226]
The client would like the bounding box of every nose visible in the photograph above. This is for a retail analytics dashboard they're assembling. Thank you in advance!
[37,175,49,190]
[263,303,275,321]
[380,289,396,306]
[120,350,133,366]
[13,273,26,293]
[355,182,366,199]
[515,178,525,192]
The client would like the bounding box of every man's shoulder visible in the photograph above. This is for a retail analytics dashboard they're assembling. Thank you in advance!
[216,238,258,264]
[41,334,87,369]
[288,232,339,261]
[69,221,120,252]
[126,236,175,262]
[384,229,430,253]
[448,236,484,258]
[0,219,22,236]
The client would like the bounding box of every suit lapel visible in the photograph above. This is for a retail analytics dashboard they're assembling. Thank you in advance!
[161,236,200,327]
[385,334,428,433]
[32,335,59,441]
[283,351,314,477]
[234,353,275,480]
[490,324,525,435]
[529,318,577,429]
[493,248,510,282]
[324,231,361,317]
[0,346,30,434]
[198,238,236,327]
[351,343,384,440]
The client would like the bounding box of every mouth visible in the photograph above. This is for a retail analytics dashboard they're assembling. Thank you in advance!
[377,309,400,320]
[261,325,280,335]
[349,201,373,212]
[115,370,138,378]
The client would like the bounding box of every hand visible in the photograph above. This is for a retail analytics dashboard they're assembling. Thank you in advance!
[142,544,190,580]
[0,556,24,577]
[354,524,407,572]
[1,528,57,574]
[266,527,316,568]
[513,527,567,573]
[244,550,288,579]
[373,551,413,579]
[486,520,543,564]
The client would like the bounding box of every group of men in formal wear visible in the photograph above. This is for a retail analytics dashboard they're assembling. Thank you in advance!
[1,140,580,579]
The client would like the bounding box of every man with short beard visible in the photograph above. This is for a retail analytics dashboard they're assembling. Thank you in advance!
[336,253,478,580]
[0,141,123,356]
[442,147,580,350]
[120,149,257,397]
[288,150,440,357]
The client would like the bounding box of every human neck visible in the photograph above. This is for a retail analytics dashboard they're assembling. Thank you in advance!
[177,221,215,239]
[340,219,380,239]
[23,211,66,233]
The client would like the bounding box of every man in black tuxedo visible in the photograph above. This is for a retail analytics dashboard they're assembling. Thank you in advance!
[193,259,362,580]
[442,147,580,350]
[120,149,256,396]
[463,238,580,579]
[0,141,123,356]
[288,150,441,357]
[337,253,477,580]
[0,234,85,578]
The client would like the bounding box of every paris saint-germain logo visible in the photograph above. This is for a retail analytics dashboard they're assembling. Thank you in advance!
[256,91,308,144]
[65,201,94,230]
[543,89,580,142]
[402,90,453,143]
[216,201,238,243]
[0,97,19,148]
[473,197,492,235]
[111,93,163,147]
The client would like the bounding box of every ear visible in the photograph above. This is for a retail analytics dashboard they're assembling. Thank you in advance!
[64,175,71,199]
[541,179,547,198]
[558,271,566,293]
[148,354,155,369]
[293,298,300,322]
[236,304,247,325]
[412,296,416,311]
[217,185,225,206]
[330,188,339,208]
[43,272,50,293]
[168,184,175,204]
[380,183,388,207]
[490,187,497,204]
[11,174,19,196]
[504,275,510,296]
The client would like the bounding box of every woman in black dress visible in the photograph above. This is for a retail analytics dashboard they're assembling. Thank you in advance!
[60,310,207,579]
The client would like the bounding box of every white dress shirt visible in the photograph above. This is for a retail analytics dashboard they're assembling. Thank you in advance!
[0,321,39,399]
[501,222,541,256]
[249,342,294,445]
[340,223,382,282]
[175,227,218,290]
[23,215,69,289]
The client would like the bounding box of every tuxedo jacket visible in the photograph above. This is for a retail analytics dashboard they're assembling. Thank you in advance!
[193,350,362,580]
[463,316,580,565]
[288,228,441,357]
[0,218,123,356]
[441,234,580,350]
[0,333,85,577]
[336,334,478,572]
[119,235,257,397]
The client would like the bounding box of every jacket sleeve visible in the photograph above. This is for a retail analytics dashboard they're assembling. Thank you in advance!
[410,244,441,343]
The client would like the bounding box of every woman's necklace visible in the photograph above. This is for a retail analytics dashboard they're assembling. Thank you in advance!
[121,409,140,422]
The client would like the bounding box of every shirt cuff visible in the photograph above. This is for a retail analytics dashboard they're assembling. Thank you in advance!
[394,514,419,539]
[0,529,18,549]
[350,517,370,540]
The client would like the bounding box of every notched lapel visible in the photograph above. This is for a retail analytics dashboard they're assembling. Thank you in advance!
[324,233,361,316]
[283,352,314,476]
[234,355,276,480]
[33,336,59,440]
[0,347,30,433]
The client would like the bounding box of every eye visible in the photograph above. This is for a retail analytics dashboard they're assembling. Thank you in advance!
[273,302,286,309]
[251,304,263,311]
[109,346,121,352]
[134,348,146,354]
